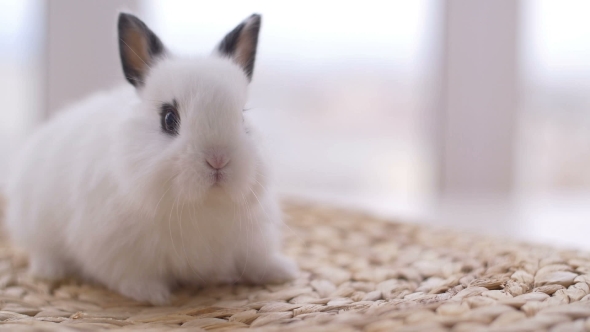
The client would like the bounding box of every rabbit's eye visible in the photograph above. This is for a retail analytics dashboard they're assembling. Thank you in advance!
[160,102,179,135]
[164,112,178,132]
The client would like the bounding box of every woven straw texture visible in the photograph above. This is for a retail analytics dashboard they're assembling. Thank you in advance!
[1,202,590,331]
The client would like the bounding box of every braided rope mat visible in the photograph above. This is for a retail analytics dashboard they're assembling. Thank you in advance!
[0,203,590,331]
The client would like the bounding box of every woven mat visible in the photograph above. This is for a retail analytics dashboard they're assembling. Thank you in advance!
[1,203,590,331]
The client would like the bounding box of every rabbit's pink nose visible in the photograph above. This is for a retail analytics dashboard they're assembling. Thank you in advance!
[206,153,229,170]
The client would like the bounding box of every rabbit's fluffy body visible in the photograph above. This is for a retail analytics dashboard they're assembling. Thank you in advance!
[4,15,296,304]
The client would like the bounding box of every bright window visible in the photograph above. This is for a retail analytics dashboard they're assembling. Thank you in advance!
[517,0,590,194]
[0,0,43,177]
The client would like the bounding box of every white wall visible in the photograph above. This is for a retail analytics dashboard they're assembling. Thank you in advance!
[45,0,139,115]
[437,0,519,197]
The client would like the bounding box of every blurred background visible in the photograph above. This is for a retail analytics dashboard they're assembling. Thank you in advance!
[1,0,590,249]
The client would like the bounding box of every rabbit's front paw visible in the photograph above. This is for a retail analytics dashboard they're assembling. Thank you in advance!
[117,278,171,305]
[29,252,70,280]
[244,254,299,284]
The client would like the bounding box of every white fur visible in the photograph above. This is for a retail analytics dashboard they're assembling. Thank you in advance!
[4,53,297,304]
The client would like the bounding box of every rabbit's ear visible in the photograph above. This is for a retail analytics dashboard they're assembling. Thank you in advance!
[118,13,165,88]
[216,14,261,81]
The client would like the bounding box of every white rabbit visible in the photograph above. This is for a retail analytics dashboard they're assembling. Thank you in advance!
[4,13,298,305]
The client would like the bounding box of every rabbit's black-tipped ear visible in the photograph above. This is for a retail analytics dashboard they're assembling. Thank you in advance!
[118,13,165,88]
[217,14,261,81]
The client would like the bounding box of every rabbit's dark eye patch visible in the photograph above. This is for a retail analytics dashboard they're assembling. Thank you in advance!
[160,100,179,135]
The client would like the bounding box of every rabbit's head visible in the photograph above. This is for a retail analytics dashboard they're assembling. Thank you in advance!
[114,13,264,207]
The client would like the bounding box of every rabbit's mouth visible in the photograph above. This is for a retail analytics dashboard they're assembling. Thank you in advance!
[209,167,234,189]
[211,170,225,186]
